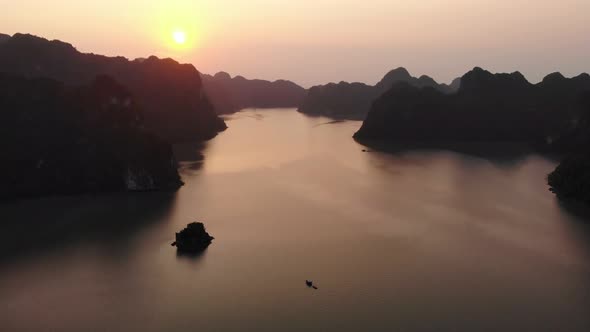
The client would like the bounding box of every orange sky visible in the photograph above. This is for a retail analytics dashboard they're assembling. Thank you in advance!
[2,0,589,87]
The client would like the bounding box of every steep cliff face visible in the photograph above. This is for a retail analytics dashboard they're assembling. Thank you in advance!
[0,73,182,199]
[298,67,459,120]
[355,67,590,145]
[547,93,590,206]
[202,72,306,114]
[548,154,590,205]
[0,33,226,142]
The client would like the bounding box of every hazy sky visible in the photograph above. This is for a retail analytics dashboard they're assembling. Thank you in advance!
[2,0,589,87]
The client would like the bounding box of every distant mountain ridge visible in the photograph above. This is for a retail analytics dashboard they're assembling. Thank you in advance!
[0,33,226,142]
[375,67,459,93]
[297,67,460,120]
[201,72,306,114]
[354,67,590,145]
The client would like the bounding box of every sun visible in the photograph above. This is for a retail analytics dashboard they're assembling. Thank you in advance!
[172,30,187,45]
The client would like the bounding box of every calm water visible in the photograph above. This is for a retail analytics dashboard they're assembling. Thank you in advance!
[1,109,590,332]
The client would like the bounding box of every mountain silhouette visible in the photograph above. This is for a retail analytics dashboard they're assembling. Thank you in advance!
[298,67,459,120]
[0,73,182,199]
[354,67,590,145]
[201,72,306,114]
[0,33,226,142]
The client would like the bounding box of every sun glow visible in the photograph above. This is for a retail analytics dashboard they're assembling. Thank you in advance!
[162,26,198,53]
[149,3,210,55]
[173,30,187,44]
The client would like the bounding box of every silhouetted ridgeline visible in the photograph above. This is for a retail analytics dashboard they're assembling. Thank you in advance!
[355,67,590,145]
[0,73,182,199]
[202,72,306,114]
[297,67,460,120]
[0,33,226,142]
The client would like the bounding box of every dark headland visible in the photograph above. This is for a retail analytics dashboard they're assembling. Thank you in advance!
[354,67,590,145]
[0,33,227,143]
[352,67,590,207]
[0,33,229,198]
[0,73,182,199]
[546,94,590,206]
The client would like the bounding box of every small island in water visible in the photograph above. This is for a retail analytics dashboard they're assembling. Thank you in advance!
[172,223,215,253]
